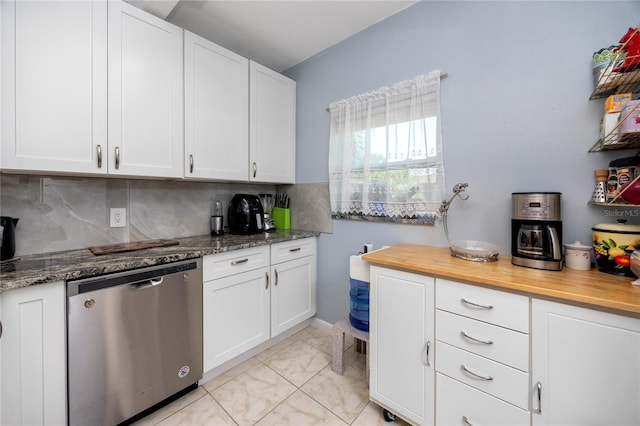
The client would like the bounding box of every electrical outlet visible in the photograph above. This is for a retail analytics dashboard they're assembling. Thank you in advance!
[110,208,126,228]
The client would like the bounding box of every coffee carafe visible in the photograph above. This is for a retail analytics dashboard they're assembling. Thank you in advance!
[511,192,562,271]
[1,216,19,261]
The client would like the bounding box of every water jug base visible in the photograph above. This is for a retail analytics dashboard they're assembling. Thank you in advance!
[349,313,369,332]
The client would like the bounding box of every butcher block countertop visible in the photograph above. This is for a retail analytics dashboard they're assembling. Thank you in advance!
[363,244,640,318]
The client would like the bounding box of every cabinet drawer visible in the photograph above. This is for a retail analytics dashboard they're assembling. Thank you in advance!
[271,237,316,264]
[203,246,270,281]
[436,373,530,426]
[436,310,529,371]
[436,278,529,332]
[436,342,529,410]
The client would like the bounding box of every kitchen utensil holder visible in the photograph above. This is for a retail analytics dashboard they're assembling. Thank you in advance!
[272,207,291,229]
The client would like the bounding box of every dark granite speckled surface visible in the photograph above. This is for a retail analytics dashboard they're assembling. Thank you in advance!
[0,230,317,292]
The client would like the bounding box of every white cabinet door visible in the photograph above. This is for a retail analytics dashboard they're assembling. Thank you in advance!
[370,266,435,426]
[184,31,248,181]
[108,1,183,178]
[271,255,317,337]
[1,0,107,174]
[1,282,66,426]
[249,61,296,183]
[203,267,270,371]
[532,299,640,426]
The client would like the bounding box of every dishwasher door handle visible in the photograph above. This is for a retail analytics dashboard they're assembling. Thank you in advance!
[129,277,164,290]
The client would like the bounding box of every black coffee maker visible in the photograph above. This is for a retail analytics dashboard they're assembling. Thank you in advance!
[1,216,19,261]
[511,193,562,271]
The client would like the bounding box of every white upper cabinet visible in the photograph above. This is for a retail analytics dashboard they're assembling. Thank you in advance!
[249,61,296,183]
[108,1,184,178]
[184,31,249,180]
[1,0,108,174]
[2,2,296,182]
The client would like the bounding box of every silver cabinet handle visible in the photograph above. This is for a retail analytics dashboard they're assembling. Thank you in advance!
[534,381,542,413]
[461,297,494,310]
[231,258,249,265]
[461,331,494,345]
[252,162,257,178]
[189,154,194,174]
[289,247,301,252]
[462,415,474,426]
[461,364,493,381]
[97,144,102,168]
[274,269,279,286]
[115,146,120,169]
[423,341,431,366]
[265,271,269,289]
[0,320,3,339]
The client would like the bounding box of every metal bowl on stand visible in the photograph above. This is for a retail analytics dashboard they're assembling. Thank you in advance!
[440,183,499,262]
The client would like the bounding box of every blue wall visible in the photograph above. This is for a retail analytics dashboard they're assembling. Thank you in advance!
[285,1,640,323]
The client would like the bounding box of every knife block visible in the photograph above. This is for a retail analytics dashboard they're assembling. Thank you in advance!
[272,207,291,230]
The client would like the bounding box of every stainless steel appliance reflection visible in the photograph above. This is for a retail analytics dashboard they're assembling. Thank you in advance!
[511,192,563,271]
[67,259,203,425]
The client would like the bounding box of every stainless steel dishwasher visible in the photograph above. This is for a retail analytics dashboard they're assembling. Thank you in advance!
[67,259,203,426]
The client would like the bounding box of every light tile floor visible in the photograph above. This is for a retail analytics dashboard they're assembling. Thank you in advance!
[133,325,410,426]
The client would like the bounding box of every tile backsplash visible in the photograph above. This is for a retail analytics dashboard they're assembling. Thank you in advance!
[0,174,276,256]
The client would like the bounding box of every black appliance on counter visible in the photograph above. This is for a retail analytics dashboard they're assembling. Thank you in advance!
[228,194,264,235]
[1,216,19,261]
[511,192,563,271]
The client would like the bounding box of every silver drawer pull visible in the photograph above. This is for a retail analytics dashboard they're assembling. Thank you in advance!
[461,364,493,381]
[423,341,431,366]
[289,247,301,252]
[461,331,494,345]
[265,271,269,289]
[97,144,102,168]
[534,381,542,413]
[462,415,474,426]
[231,258,249,265]
[461,297,494,310]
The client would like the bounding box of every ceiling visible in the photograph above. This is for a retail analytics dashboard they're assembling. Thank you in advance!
[127,0,417,72]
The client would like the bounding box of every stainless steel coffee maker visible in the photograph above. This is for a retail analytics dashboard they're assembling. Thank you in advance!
[511,192,563,271]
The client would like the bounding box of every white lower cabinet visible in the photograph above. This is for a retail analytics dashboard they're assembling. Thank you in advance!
[203,246,271,371]
[370,266,435,426]
[370,267,640,426]
[270,238,317,337]
[203,238,317,372]
[203,266,270,371]
[1,282,66,426]
[531,298,640,426]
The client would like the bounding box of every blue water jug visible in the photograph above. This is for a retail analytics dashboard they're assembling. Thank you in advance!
[349,277,369,331]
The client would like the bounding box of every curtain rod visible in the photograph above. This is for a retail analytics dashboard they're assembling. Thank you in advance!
[325,72,448,112]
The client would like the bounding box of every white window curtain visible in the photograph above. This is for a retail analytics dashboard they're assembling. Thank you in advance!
[328,70,446,223]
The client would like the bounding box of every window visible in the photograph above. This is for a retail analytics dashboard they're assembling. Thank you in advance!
[328,70,446,224]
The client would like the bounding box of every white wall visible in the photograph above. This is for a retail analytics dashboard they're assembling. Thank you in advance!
[285,1,640,323]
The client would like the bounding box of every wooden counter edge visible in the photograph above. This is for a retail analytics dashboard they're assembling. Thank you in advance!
[363,244,640,318]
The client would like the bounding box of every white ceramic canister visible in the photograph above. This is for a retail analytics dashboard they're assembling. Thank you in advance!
[563,241,592,271]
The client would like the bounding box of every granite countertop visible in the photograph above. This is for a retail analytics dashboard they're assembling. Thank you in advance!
[363,244,640,318]
[0,230,318,292]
